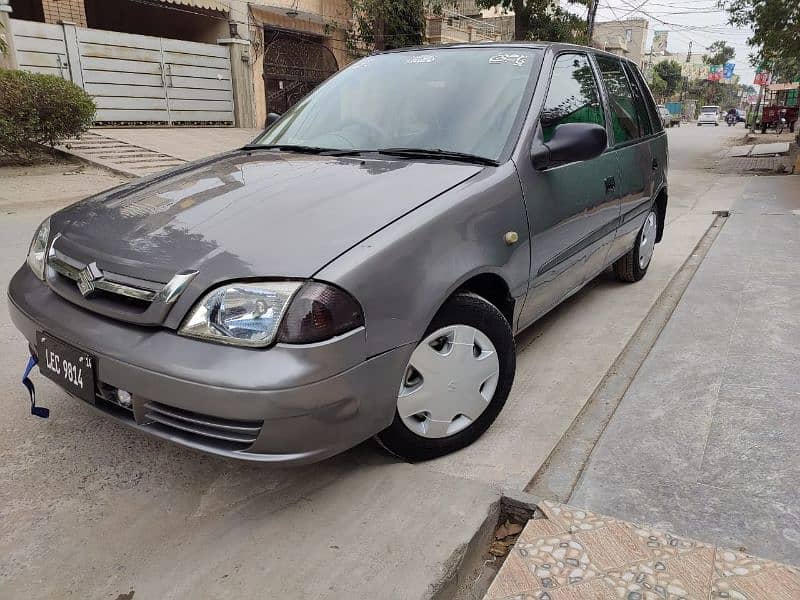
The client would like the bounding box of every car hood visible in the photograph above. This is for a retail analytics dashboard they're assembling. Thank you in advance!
[51,150,483,283]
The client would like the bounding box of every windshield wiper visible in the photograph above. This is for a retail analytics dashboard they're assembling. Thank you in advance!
[243,144,361,156]
[375,148,499,166]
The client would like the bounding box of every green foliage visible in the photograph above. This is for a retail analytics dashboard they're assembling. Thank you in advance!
[0,69,95,161]
[653,60,683,97]
[703,40,735,66]
[686,79,749,109]
[347,0,426,55]
[720,0,800,82]
[476,0,588,43]
[649,72,667,101]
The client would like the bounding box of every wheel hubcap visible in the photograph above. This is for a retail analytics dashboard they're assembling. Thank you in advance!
[397,325,500,439]
[639,211,657,270]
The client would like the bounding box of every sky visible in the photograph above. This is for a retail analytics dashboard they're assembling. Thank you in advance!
[583,0,758,85]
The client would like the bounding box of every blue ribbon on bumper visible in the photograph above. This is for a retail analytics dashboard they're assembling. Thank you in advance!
[22,355,49,419]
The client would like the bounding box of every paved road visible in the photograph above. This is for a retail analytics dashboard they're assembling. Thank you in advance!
[0,125,750,598]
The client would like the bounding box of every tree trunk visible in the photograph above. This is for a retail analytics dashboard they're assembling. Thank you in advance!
[513,0,528,41]
[374,14,386,51]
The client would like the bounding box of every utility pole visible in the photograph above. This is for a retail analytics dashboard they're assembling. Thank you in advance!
[586,0,599,46]
[686,40,692,63]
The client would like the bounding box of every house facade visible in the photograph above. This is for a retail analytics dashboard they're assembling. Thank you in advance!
[6,0,513,128]
[592,18,648,68]
[6,0,351,127]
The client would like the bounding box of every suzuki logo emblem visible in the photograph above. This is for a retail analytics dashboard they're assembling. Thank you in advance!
[77,262,103,297]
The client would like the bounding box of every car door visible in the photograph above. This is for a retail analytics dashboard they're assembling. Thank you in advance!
[594,55,659,262]
[517,51,622,328]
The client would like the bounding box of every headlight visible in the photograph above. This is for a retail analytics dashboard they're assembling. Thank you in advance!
[26,217,51,281]
[179,281,302,347]
[179,281,364,347]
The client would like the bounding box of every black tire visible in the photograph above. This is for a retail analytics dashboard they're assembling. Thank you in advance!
[614,209,657,283]
[697,123,702,127]
[375,292,515,462]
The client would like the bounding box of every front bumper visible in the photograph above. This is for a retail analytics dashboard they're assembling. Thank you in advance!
[8,266,413,465]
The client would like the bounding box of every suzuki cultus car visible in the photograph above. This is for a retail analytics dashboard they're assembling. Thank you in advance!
[9,43,668,464]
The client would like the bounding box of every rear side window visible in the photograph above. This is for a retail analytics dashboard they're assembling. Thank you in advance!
[595,55,645,144]
[625,62,661,133]
[539,53,605,143]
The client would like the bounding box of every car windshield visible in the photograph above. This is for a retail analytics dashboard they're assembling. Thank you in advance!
[253,48,542,162]
[701,106,719,113]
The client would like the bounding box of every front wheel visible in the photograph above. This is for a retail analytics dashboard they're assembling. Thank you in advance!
[375,292,515,462]
[614,210,658,283]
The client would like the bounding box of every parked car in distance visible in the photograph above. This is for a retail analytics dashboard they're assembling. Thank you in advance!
[8,43,668,465]
[657,105,672,128]
[698,105,721,126]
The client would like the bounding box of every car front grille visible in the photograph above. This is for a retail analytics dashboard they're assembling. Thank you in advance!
[44,239,197,325]
[143,401,263,450]
[49,253,161,303]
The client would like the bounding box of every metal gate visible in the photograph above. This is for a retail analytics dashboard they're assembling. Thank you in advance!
[11,18,234,126]
[263,29,338,115]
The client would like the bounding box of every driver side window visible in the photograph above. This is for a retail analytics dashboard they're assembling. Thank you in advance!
[540,53,605,143]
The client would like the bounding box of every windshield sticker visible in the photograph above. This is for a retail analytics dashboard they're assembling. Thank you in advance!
[489,53,528,67]
[407,55,436,64]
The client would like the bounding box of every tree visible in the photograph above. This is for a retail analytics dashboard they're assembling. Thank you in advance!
[649,72,667,101]
[686,79,750,109]
[653,60,683,98]
[703,40,735,66]
[347,0,426,55]
[476,0,589,43]
[720,0,800,82]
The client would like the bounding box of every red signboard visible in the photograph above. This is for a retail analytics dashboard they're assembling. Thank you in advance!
[708,65,723,81]
[754,69,770,86]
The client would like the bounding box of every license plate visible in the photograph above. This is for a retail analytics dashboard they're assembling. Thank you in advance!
[37,333,96,403]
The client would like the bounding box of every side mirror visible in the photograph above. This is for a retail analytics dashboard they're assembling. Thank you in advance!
[531,123,608,170]
[266,112,281,128]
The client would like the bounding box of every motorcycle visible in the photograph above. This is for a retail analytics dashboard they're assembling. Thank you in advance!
[725,113,737,127]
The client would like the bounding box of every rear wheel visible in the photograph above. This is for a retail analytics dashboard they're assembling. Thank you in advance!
[614,209,657,283]
[375,292,515,462]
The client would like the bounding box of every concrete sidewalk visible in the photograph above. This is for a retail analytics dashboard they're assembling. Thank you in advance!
[57,127,261,177]
[486,501,800,599]
[570,175,800,564]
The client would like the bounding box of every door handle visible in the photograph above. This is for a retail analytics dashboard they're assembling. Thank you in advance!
[652,158,659,171]
[604,176,616,192]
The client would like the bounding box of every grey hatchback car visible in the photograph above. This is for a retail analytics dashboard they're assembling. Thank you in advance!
[9,43,667,464]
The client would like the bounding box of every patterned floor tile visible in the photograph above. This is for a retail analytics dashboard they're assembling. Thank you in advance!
[540,501,617,533]
[484,549,541,600]
[515,531,604,589]
[663,547,715,598]
[576,522,650,571]
[519,519,566,543]
[484,502,800,600]
[547,577,617,599]
[717,566,800,600]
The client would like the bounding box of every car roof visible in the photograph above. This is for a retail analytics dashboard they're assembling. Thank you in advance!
[377,42,641,69]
